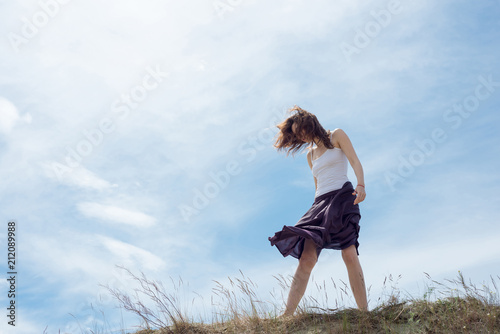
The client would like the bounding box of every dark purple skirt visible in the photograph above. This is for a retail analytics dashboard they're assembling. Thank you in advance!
[268,181,361,260]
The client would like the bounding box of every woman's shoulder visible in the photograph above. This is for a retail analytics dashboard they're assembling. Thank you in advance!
[325,128,341,136]
[329,128,342,148]
[330,128,341,135]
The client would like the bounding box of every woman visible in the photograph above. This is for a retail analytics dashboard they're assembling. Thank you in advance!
[268,106,368,316]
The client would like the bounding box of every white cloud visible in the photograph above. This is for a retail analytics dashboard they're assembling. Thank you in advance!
[19,229,169,332]
[41,162,116,190]
[97,234,165,271]
[0,97,20,134]
[77,202,157,228]
[22,112,32,123]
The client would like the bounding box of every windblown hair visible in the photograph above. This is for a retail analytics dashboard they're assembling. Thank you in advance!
[273,105,333,157]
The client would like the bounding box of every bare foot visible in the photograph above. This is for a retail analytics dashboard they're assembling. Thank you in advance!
[277,312,294,320]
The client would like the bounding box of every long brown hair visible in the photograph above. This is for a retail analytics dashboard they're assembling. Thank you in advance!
[273,105,333,157]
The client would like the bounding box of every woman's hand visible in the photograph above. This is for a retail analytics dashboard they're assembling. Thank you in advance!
[352,185,366,205]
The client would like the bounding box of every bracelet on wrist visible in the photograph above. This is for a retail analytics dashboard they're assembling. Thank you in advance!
[357,184,365,188]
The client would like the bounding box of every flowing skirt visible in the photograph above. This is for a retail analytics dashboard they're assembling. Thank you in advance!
[268,181,361,260]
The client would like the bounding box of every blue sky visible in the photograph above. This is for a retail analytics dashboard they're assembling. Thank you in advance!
[1,0,499,332]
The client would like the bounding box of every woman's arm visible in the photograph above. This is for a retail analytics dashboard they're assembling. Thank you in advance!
[333,129,366,204]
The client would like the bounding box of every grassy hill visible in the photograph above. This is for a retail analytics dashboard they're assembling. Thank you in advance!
[101,267,499,334]
[129,296,499,333]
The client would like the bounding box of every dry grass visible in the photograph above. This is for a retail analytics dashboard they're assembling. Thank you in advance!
[99,267,500,334]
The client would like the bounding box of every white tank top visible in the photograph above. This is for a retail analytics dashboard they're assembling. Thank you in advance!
[311,130,350,198]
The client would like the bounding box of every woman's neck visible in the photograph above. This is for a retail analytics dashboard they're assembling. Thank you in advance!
[313,130,330,148]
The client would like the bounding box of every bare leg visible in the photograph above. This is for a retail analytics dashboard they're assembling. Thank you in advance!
[341,244,368,310]
[282,238,318,316]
